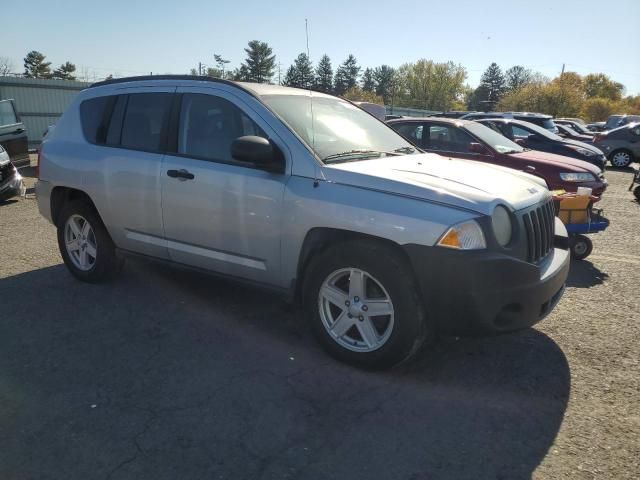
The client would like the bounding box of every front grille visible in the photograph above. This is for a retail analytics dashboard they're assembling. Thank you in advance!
[522,199,555,263]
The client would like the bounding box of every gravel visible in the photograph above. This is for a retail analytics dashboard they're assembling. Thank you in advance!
[0,159,638,479]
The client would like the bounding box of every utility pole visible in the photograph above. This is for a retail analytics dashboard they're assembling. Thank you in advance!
[198,62,202,76]
[561,63,565,77]
[305,19,310,58]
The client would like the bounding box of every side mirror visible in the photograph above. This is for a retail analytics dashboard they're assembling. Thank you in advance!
[231,136,284,172]
[468,142,489,155]
[514,138,527,146]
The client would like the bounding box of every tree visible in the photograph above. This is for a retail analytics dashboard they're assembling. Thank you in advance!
[23,50,52,78]
[240,40,276,83]
[478,62,506,104]
[0,56,14,76]
[373,65,396,104]
[282,53,314,89]
[505,65,532,91]
[361,68,375,92]
[213,54,230,78]
[583,73,624,101]
[52,61,76,80]
[343,86,384,104]
[396,59,467,111]
[334,54,360,96]
[581,97,617,122]
[314,54,333,93]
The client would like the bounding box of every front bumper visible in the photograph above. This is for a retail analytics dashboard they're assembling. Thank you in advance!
[404,217,570,335]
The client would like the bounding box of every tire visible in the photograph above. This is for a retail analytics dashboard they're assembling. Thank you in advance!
[634,185,640,202]
[609,149,634,168]
[56,199,124,282]
[570,234,593,261]
[302,240,431,369]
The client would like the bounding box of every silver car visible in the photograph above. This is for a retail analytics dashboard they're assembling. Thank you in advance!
[36,76,570,369]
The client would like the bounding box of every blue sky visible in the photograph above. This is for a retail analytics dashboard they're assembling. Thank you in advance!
[3,0,640,94]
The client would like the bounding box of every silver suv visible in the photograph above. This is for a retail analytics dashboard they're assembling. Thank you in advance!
[36,76,570,369]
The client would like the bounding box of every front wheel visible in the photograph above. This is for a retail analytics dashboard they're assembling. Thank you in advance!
[57,200,124,282]
[303,240,431,369]
[570,234,593,260]
[634,185,640,201]
[609,149,634,168]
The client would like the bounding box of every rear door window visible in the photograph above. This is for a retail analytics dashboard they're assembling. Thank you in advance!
[0,100,18,126]
[120,93,173,152]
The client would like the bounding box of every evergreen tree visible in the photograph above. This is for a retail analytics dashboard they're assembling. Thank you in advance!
[314,54,333,93]
[23,51,52,78]
[361,68,375,92]
[334,54,360,96]
[478,62,506,103]
[282,53,313,88]
[240,40,276,83]
[52,61,76,80]
[373,65,396,104]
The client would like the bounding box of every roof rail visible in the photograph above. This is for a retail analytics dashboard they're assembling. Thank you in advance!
[89,74,240,89]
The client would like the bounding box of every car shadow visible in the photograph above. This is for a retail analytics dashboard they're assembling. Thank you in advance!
[566,259,609,288]
[0,261,570,480]
[17,165,37,178]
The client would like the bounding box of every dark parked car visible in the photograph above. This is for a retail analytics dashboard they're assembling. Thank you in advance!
[387,117,607,197]
[0,99,29,167]
[460,111,559,133]
[587,122,606,132]
[554,119,595,137]
[476,118,606,170]
[593,122,640,168]
[604,114,640,131]
[556,124,594,144]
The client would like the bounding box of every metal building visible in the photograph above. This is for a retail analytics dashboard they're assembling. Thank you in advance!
[0,76,89,148]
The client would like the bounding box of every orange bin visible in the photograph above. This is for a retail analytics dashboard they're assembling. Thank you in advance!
[556,195,590,224]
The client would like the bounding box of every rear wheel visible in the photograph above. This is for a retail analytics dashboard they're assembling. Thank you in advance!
[570,234,593,260]
[303,240,431,369]
[609,149,634,168]
[57,200,124,282]
[633,185,640,201]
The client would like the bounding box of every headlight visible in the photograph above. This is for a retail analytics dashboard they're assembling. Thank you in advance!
[491,205,513,247]
[437,220,486,250]
[559,172,596,182]
[568,146,595,157]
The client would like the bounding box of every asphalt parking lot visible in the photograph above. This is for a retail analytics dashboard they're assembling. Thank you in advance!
[1,160,638,480]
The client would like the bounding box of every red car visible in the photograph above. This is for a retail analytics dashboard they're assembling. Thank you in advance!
[387,117,607,197]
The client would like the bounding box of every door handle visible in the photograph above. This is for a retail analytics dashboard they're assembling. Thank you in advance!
[524,165,536,173]
[167,169,194,180]
[13,128,25,134]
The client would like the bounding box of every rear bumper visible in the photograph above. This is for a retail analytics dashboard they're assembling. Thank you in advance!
[0,172,24,201]
[404,218,570,335]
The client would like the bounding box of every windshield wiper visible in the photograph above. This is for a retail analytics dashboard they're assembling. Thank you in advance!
[393,146,416,154]
[322,149,402,163]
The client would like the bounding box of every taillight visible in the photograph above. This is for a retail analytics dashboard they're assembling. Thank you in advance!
[36,146,42,179]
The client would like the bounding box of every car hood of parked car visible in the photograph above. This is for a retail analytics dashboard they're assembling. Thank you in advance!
[509,149,602,174]
[322,152,550,215]
[560,138,603,154]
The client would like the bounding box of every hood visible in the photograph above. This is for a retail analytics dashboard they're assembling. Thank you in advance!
[322,153,550,215]
[562,138,603,155]
[510,149,602,175]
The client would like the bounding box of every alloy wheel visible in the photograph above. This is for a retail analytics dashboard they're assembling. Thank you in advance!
[64,214,97,271]
[318,268,395,352]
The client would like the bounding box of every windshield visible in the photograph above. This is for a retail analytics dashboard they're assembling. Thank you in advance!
[262,94,415,162]
[517,121,563,140]
[464,122,524,154]
[605,115,623,129]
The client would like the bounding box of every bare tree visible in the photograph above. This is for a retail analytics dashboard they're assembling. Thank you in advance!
[0,56,15,76]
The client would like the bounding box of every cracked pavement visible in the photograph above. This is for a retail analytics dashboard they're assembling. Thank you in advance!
[0,162,638,479]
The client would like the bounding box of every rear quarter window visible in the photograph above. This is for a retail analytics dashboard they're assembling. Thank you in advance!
[80,96,115,144]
